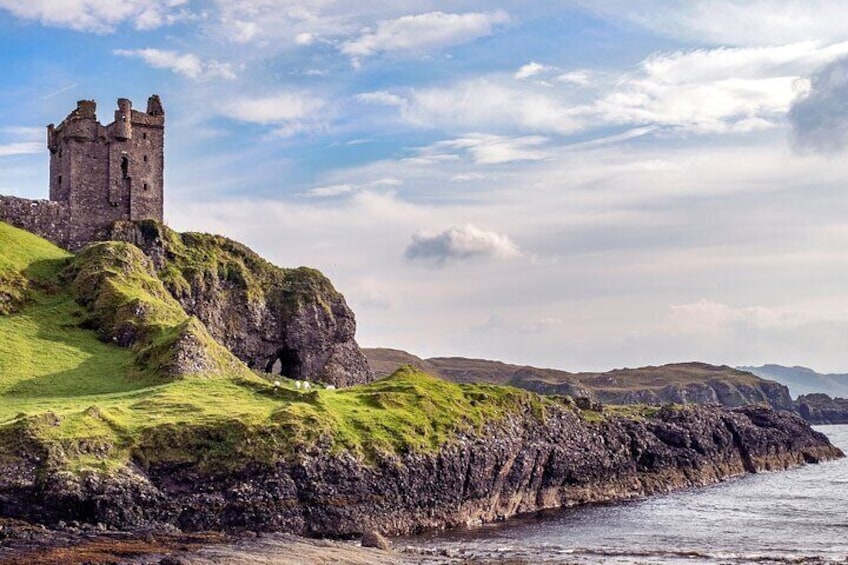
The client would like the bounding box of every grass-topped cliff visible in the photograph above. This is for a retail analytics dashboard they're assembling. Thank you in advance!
[109,220,373,386]
[0,220,841,538]
[0,221,553,475]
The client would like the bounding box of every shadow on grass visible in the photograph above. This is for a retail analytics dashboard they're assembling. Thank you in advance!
[4,258,154,399]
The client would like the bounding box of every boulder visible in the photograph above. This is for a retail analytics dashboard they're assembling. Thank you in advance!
[361,530,390,550]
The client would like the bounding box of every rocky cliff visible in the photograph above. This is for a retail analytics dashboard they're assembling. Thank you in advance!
[110,220,372,387]
[0,221,843,542]
[0,381,839,537]
[796,394,848,425]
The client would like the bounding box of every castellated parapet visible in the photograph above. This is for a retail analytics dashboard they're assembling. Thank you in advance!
[0,95,164,250]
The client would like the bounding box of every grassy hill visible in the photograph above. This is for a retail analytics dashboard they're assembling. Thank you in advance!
[0,222,554,473]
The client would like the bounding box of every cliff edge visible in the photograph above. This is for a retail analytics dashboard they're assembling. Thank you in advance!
[109,220,372,387]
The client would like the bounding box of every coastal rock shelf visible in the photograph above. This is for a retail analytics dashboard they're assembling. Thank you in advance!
[0,401,840,537]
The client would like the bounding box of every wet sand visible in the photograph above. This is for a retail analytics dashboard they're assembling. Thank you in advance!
[0,520,480,565]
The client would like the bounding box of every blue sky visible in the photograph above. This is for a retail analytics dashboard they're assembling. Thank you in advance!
[3,1,848,372]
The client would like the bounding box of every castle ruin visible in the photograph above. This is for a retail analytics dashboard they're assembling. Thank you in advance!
[0,95,164,250]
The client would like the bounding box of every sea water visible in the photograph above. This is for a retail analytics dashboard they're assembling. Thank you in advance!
[400,425,848,564]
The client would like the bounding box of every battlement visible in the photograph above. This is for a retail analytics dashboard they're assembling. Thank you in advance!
[0,95,165,251]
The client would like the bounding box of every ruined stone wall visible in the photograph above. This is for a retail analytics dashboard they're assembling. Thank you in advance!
[37,95,165,250]
[102,106,164,225]
[0,196,70,248]
[64,130,117,249]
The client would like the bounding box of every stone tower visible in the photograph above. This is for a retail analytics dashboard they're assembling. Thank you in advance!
[45,95,164,249]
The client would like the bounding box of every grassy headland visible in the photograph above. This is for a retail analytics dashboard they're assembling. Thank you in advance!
[0,221,554,474]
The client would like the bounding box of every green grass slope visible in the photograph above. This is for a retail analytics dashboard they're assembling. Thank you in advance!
[116,219,342,317]
[0,221,558,475]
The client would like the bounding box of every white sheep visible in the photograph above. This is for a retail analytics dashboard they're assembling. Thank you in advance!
[295,381,302,390]
[273,380,281,388]
[302,381,312,391]
[326,385,336,391]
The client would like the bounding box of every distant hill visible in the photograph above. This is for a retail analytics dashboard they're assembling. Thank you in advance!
[738,365,848,398]
[364,349,794,411]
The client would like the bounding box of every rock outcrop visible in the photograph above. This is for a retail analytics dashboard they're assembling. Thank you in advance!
[110,220,373,387]
[796,394,848,425]
[0,401,839,537]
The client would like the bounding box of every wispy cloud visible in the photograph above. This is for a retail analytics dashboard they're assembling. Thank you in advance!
[0,0,189,33]
[584,0,848,46]
[340,11,510,66]
[222,92,328,137]
[114,49,236,80]
[356,91,407,107]
[305,184,354,198]
[419,134,550,165]
[515,61,555,80]
[371,42,848,137]
[0,142,42,157]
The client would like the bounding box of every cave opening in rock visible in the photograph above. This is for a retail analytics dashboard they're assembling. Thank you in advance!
[269,348,300,378]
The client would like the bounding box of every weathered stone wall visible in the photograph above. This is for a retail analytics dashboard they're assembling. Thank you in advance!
[0,196,70,248]
[121,108,164,223]
[28,95,166,251]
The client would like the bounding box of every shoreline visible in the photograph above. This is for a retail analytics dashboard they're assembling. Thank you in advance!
[0,524,459,565]
[1,415,842,564]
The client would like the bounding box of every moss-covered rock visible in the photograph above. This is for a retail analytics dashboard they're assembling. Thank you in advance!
[109,220,373,387]
[63,241,253,380]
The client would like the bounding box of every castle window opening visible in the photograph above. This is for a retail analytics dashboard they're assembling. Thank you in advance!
[143,155,148,163]
[57,175,62,187]
[121,156,129,179]
[143,132,147,140]
[143,183,148,191]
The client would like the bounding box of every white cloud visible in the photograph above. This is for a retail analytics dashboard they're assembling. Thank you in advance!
[421,134,550,165]
[592,42,848,134]
[222,92,327,136]
[398,79,583,134]
[405,224,522,264]
[305,177,400,198]
[379,42,848,137]
[1,127,43,141]
[557,70,594,86]
[371,177,403,187]
[340,10,509,63]
[450,172,488,182]
[0,0,188,33]
[231,20,260,43]
[669,300,808,335]
[113,49,236,80]
[515,61,554,80]
[355,91,406,107]
[295,32,315,46]
[305,184,354,197]
[0,142,42,157]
